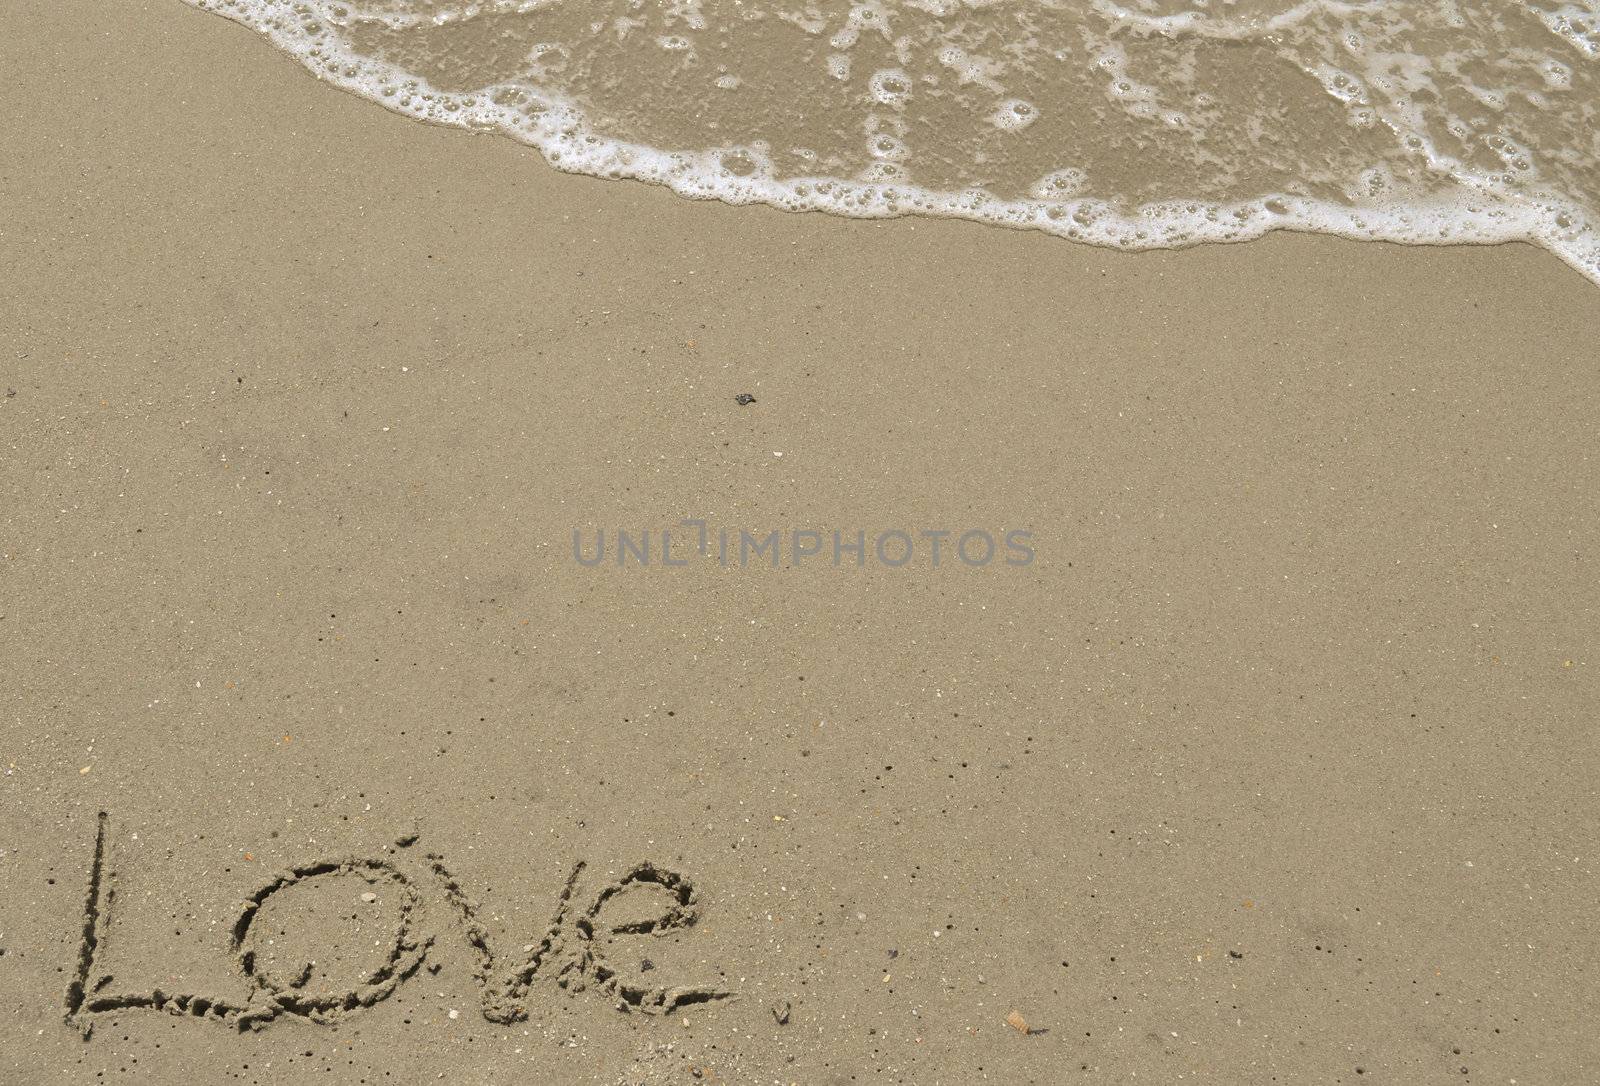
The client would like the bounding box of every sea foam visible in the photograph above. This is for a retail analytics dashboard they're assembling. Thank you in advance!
[184,0,1600,285]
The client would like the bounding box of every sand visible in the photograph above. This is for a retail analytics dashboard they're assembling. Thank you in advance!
[3,1,1599,1083]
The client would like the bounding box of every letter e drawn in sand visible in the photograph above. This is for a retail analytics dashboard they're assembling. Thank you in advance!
[63,812,734,1038]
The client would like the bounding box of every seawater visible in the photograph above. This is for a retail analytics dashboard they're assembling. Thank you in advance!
[185,0,1600,283]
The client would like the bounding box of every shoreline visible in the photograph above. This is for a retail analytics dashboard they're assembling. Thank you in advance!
[180,0,1600,288]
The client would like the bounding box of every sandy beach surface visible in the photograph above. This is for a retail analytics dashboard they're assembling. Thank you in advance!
[4,1,1599,1083]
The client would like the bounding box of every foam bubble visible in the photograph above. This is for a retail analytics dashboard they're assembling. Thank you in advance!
[868,68,914,106]
[991,99,1038,131]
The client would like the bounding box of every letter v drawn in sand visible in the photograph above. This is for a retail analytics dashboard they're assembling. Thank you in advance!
[64,811,734,1037]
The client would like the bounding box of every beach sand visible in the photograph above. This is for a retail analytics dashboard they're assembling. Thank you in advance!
[3,1,1599,1082]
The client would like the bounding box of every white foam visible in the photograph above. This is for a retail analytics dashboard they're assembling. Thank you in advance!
[183,0,1600,287]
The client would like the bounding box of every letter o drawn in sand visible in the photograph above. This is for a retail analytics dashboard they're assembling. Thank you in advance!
[232,858,431,1024]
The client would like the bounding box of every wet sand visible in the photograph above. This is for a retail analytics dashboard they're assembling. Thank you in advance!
[3,1,1598,1083]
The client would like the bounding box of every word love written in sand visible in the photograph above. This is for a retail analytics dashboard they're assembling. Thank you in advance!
[63,813,732,1036]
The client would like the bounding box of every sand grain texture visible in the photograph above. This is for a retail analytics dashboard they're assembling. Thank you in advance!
[3,1,1599,1083]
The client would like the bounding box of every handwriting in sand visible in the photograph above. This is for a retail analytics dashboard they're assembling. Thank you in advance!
[64,813,733,1036]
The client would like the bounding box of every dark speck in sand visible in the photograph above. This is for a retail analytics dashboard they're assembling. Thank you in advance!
[735,393,756,405]
[1228,950,1244,959]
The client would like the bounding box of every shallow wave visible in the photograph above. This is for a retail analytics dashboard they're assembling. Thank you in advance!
[184,0,1600,284]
